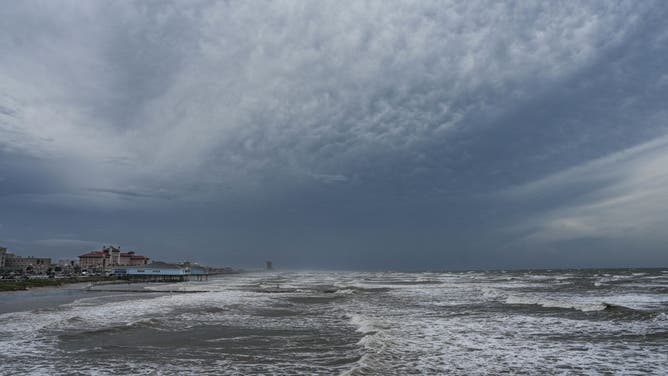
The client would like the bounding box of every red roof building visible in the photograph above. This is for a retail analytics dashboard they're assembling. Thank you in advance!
[79,246,149,270]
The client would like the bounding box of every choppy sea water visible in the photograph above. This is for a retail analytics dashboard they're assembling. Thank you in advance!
[1,269,666,375]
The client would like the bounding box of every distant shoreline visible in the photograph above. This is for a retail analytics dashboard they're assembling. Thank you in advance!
[0,281,169,315]
[0,276,118,292]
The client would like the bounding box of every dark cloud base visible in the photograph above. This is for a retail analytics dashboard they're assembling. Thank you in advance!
[1,1,667,268]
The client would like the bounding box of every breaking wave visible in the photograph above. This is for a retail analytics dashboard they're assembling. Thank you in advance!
[504,295,610,312]
[342,314,393,376]
[1,270,667,375]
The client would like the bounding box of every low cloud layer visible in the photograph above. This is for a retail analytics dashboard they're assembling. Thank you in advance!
[508,135,668,244]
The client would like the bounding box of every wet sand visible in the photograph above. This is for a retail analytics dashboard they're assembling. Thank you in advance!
[1,284,104,314]
[0,282,169,314]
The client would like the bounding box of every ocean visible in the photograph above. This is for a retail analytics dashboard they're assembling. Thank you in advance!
[1,269,666,375]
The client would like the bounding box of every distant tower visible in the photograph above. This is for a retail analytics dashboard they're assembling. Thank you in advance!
[265,260,273,271]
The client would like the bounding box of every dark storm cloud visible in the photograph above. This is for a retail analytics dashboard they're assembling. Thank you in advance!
[1,1,667,268]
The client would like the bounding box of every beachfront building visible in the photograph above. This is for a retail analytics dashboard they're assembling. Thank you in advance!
[79,246,149,271]
[1,246,52,274]
[112,262,209,281]
[4,254,52,274]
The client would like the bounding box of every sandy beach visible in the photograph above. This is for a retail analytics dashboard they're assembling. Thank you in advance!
[0,282,168,315]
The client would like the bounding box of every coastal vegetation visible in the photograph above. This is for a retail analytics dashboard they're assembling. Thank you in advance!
[0,277,117,292]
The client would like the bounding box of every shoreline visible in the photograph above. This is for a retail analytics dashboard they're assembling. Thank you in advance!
[0,280,171,315]
[0,276,119,292]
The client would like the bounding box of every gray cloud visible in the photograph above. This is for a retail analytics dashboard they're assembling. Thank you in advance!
[2,1,647,197]
[506,134,668,243]
[0,1,667,268]
[32,238,100,249]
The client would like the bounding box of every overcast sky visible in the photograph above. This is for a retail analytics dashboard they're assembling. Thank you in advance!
[1,1,667,269]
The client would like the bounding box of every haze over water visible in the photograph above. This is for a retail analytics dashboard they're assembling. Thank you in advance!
[1,269,666,375]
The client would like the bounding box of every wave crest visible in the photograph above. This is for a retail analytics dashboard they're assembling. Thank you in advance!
[505,295,609,312]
